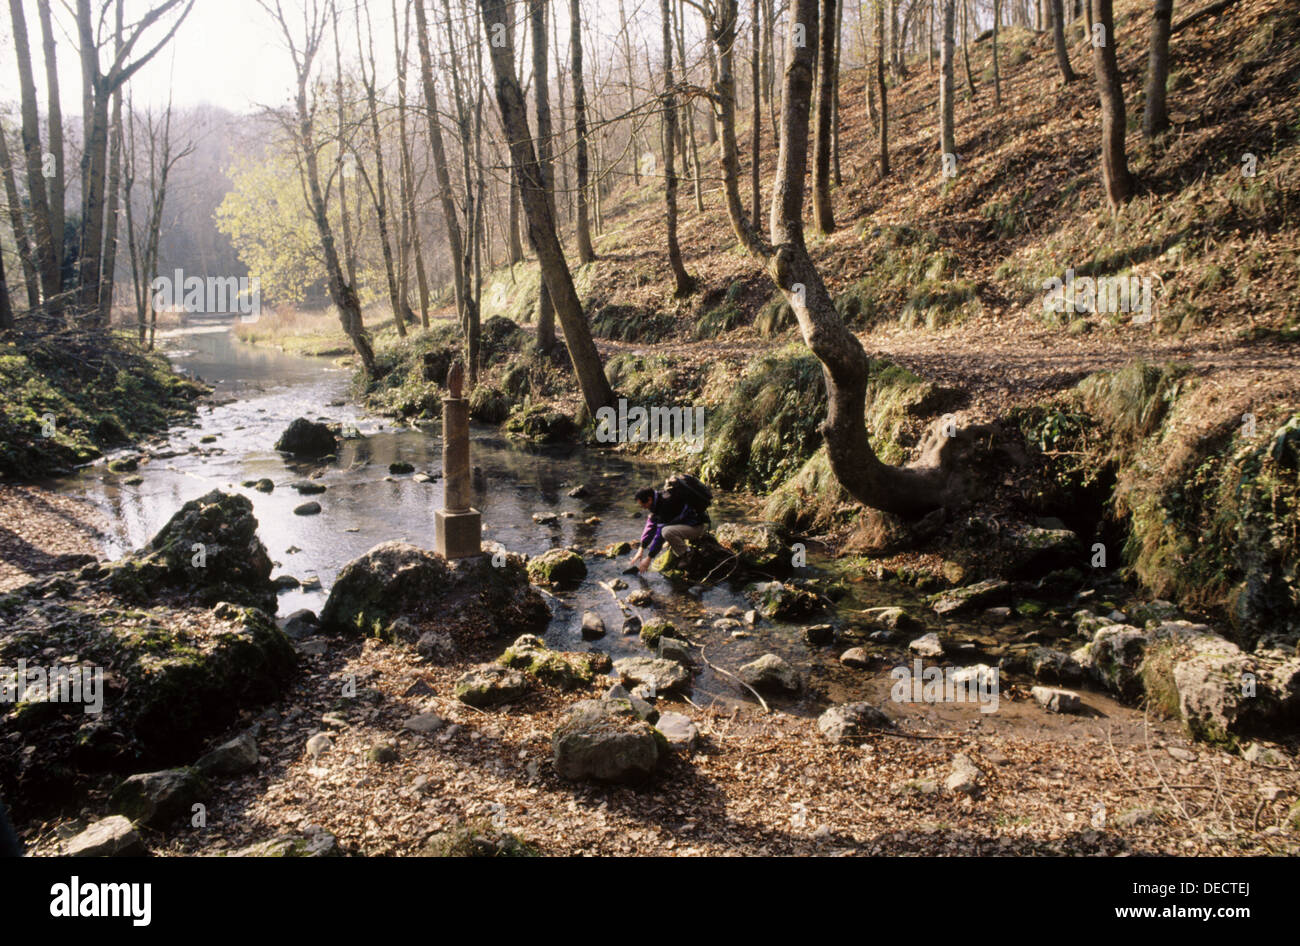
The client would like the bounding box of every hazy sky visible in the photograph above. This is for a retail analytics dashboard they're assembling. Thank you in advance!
[0,0,667,119]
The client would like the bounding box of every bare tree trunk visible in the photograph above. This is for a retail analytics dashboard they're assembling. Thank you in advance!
[0,124,40,309]
[1142,0,1173,136]
[812,0,837,234]
[531,0,558,351]
[7,0,60,310]
[831,0,842,187]
[961,0,977,98]
[751,0,762,223]
[36,0,65,284]
[332,4,357,286]
[413,0,467,320]
[710,0,954,517]
[993,0,1003,106]
[571,0,596,263]
[928,0,935,73]
[477,0,614,416]
[0,239,13,330]
[266,0,375,375]
[357,5,406,338]
[660,0,695,296]
[1090,0,1133,207]
[675,0,704,212]
[939,0,956,165]
[1051,0,1077,83]
[877,0,890,176]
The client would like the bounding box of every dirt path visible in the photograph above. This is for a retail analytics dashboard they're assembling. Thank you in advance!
[0,485,104,592]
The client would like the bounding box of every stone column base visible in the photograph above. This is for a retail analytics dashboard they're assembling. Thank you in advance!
[435,508,482,560]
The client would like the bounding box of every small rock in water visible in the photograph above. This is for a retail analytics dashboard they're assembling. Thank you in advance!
[804,624,835,646]
[413,472,435,483]
[389,461,415,475]
[839,647,872,669]
[743,609,758,626]
[254,478,275,493]
[737,654,801,694]
[581,610,607,640]
[533,512,559,525]
[294,501,322,516]
[724,605,743,619]
[292,481,327,495]
[909,632,944,658]
[610,578,628,591]
[300,576,322,591]
[621,614,642,636]
[567,484,590,498]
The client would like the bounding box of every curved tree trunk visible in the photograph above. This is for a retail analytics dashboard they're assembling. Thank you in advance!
[36,0,65,285]
[710,0,955,518]
[0,123,40,310]
[1051,0,1077,83]
[1143,0,1173,136]
[811,0,837,234]
[1091,0,1133,207]
[479,0,614,417]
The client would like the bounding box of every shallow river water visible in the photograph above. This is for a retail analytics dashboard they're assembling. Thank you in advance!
[58,324,1132,730]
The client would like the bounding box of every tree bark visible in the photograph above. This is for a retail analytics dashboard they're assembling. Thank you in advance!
[939,0,956,165]
[7,0,60,310]
[413,0,467,321]
[660,0,695,296]
[531,0,557,351]
[1090,0,1133,207]
[877,0,890,176]
[0,123,40,310]
[478,0,614,416]
[709,0,954,518]
[751,0,762,223]
[571,0,596,263]
[1051,0,1077,83]
[993,0,1003,106]
[36,0,65,284]
[1143,0,1173,136]
[812,0,837,234]
[961,0,977,98]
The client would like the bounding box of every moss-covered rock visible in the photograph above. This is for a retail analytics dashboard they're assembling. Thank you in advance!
[751,581,823,621]
[498,634,607,690]
[319,542,549,640]
[100,490,275,613]
[454,664,530,707]
[526,548,587,587]
[504,404,578,443]
[639,620,675,649]
[715,522,787,569]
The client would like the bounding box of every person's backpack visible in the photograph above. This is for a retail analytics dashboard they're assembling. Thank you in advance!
[666,473,712,513]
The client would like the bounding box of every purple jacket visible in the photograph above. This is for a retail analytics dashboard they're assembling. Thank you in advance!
[639,490,704,557]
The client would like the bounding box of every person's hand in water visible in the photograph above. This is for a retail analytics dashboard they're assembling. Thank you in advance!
[637,557,650,574]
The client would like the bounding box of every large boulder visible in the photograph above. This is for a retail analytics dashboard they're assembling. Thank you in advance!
[552,699,662,783]
[1001,526,1083,579]
[715,522,787,570]
[319,542,548,641]
[99,490,275,612]
[274,417,338,458]
[110,768,203,827]
[526,548,587,587]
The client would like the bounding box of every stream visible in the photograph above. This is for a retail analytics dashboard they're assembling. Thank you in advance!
[58,323,1134,731]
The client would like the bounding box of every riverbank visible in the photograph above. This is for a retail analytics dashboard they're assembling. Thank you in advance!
[0,328,207,481]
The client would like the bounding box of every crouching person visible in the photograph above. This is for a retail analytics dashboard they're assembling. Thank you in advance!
[628,474,712,573]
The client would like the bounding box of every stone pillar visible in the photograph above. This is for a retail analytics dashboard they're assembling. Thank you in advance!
[435,365,481,558]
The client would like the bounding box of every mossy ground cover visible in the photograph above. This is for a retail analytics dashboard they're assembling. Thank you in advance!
[0,331,206,479]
